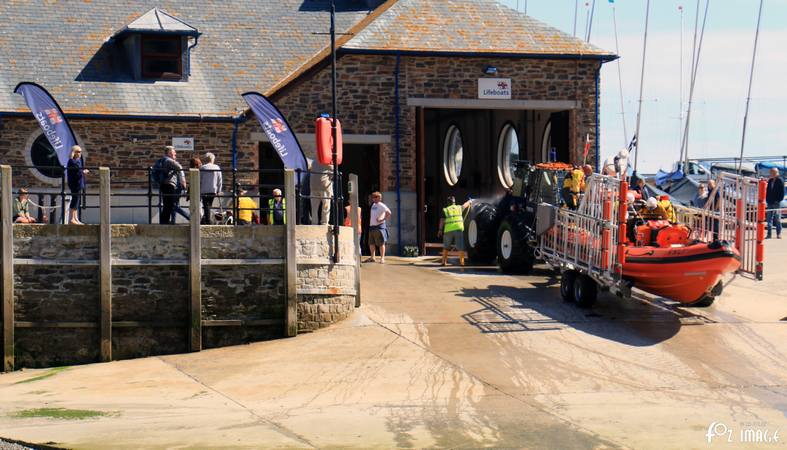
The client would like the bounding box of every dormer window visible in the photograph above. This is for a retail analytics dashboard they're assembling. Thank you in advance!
[141,35,182,80]
[113,8,200,82]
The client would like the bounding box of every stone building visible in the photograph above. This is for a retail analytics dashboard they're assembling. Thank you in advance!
[0,0,615,251]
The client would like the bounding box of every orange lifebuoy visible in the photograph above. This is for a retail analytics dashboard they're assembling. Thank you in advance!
[315,117,343,165]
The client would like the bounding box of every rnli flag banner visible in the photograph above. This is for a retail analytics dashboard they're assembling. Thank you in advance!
[242,92,308,184]
[13,82,78,167]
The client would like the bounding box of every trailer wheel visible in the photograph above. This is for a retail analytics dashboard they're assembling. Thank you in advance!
[560,270,577,302]
[497,219,533,274]
[464,202,498,263]
[573,275,598,308]
[687,295,715,308]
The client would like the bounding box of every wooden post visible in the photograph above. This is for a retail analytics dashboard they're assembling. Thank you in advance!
[99,168,112,362]
[284,170,297,337]
[189,169,202,351]
[1,165,14,371]
[349,174,361,307]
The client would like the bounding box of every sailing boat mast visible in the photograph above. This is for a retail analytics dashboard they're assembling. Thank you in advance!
[738,0,765,173]
[680,0,710,175]
[632,0,651,172]
[611,1,627,146]
[678,5,684,154]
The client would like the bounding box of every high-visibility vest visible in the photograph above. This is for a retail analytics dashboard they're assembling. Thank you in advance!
[658,198,677,223]
[268,198,286,224]
[443,204,464,233]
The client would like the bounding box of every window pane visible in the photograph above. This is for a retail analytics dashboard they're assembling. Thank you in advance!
[443,126,463,186]
[143,37,180,55]
[31,134,64,179]
[143,58,180,76]
[497,125,519,188]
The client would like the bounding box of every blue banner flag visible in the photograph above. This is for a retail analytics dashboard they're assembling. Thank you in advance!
[242,92,308,185]
[13,82,78,167]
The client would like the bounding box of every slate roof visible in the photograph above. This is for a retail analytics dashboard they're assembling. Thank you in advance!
[0,0,384,117]
[344,0,614,57]
[114,7,200,37]
[0,0,613,117]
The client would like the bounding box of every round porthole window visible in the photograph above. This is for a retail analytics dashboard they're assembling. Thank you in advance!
[541,120,552,163]
[497,124,520,188]
[443,125,463,186]
[30,133,64,179]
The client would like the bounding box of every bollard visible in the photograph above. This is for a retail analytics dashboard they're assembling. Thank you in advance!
[189,169,202,351]
[99,168,112,361]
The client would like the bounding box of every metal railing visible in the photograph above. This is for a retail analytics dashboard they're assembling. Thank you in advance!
[539,174,624,286]
[674,172,766,279]
[4,165,346,227]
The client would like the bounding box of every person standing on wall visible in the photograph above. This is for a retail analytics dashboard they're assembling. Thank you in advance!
[766,167,784,239]
[309,158,333,225]
[268,188,286,225]
[154,146,186,225]
[366,191,391,264]
[66,145,88,225]
[437,196,471,266]
[200,152,223,224]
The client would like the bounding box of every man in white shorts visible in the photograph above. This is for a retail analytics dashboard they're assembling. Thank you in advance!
[367,191,391,263]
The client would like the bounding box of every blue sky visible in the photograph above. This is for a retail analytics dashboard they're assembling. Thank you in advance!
[499,0,786,173]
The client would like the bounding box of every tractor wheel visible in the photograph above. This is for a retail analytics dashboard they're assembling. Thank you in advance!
[560,270,578,302]
[573,274,598,308]
[497,219,533,274]
[687,295,715,308]
[464,202,498,263]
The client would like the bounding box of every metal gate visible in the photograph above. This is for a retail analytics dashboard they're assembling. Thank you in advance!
[674,172,766,279]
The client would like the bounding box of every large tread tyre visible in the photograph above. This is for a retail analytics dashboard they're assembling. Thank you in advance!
[464,202,498,264]
[573,275,598,308]
[687,295,715,308]
[560,270,578,302]
[496,219,534,274]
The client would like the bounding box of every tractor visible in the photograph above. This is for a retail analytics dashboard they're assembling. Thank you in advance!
[463,161,571,273]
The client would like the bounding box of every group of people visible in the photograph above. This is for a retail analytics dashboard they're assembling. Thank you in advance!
[151,145,286,226]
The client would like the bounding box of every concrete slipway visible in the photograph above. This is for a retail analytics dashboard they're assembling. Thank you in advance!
[0,240,785,449]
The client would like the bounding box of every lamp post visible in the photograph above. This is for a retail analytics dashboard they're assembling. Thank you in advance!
[330,0,340,264]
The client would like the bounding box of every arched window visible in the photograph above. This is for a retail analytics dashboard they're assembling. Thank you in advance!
[497,123,520,188]
[443,125,463,186]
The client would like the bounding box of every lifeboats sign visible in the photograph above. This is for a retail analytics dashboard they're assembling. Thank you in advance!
[478,78,512,99]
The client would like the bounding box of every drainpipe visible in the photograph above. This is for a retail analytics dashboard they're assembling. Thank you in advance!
[231,116,241,170]
[594,64,601,173]
[394,52,402,256]
[187,34,201,77]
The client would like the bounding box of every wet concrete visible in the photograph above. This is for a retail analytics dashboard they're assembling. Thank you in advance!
[0,240,785,448]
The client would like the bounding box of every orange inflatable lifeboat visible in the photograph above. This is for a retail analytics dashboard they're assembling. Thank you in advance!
[622,237,740,304]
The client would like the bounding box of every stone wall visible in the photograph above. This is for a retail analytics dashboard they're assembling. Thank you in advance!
[272,54,602,192]
[3,223,358,369]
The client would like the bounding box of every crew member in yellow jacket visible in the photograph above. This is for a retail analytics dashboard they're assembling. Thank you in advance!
[437,196,472,266]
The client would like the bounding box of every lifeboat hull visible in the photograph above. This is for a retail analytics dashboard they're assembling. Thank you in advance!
[622,242,740,304]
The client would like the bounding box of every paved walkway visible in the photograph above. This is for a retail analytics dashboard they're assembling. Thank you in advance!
[1,241,785,449]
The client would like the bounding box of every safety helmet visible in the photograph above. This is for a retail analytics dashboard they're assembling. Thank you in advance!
[646,197,658,210]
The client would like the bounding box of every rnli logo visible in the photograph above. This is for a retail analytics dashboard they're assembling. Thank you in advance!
[45,108,62,125]
[268,118,287,134]
[497,80,509,90]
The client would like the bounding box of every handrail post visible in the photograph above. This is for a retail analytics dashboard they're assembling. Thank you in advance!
[1,165,14,371]
[60,171,66,224]
[99,167,112,362]
[349,173,361,307]
[189,169,202,351]
[284,169,297,337]
[232,169,237,226]
[147,167,153,224]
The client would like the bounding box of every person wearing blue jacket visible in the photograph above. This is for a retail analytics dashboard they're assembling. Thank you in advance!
[766,168,784,239]
[66,145,88,224]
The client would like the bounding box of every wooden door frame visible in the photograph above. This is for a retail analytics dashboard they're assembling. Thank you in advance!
[416,107,426,254]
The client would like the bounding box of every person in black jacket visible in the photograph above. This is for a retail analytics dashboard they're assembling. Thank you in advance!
[766,167,784,239]
[66,145,88,225]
